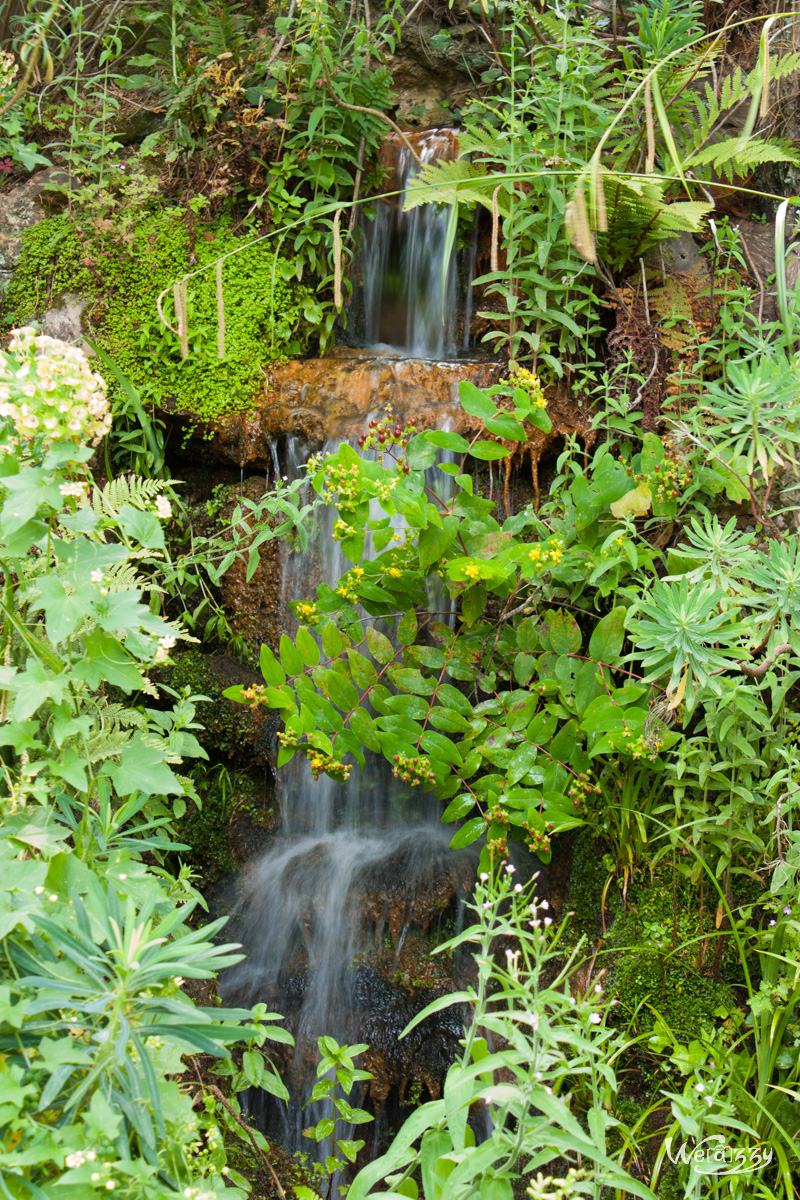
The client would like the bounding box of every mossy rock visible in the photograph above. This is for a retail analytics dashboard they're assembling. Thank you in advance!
[2,210,319,428]
[156,647,274,765]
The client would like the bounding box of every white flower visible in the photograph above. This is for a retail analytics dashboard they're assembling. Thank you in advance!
[505,864,516,874]
[105,1184,115,1191]
[155,495,172,520]
[695,1082,705,1093]
[540,900,549,910]
[91,1174,101,1183]
[48,894,58,902]
[479,872,489,882]
[91,569,103,583]
[514,883,523,892]
[35,886,44,895]
[594,983,602,993]
[589,1012,602,1024]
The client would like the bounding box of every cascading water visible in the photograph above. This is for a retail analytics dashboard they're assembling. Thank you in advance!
[221,129,480,1180]
[360,129,461,359]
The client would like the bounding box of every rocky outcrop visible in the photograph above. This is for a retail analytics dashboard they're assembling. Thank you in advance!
[0,168,72,290]
[195,349,505,468]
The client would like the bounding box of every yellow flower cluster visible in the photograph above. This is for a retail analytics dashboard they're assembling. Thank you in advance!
[528,538,564,569]
[335,565,365,602]
[0,327,112,454]
[464,563,483,581]
[511,365,547,410]
[294,601,319,625]
[333,518,355,542]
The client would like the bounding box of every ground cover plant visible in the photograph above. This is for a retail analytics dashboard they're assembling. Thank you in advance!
[1,1,800,1198]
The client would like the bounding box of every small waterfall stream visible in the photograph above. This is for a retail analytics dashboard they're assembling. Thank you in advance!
[221,128,480,1178]
[360,128,461,358]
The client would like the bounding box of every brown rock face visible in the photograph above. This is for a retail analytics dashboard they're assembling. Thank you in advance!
[207,348,504,467]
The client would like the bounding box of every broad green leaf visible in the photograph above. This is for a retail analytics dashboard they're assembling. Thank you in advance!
[588,606,625,665]
[459,381,496,420]
[442,794,475,821]
[425,430,470,453]
[366,627,394,664]
[260,645,287,686]
[450,817,485,848]
[279,633,305,677]
[296,626,320,667]
[109,736,183,797]
[540,609,582,655]
[397,609,418,645]
[469,441,509,461]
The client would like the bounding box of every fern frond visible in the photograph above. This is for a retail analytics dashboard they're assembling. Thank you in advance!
[404,160,512,215]
[84,729,135,762]
[92,474,172,520]
[687,134,800,178]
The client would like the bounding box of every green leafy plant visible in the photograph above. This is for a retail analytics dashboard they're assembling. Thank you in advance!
[349,866,656,1200]
[300,1037,374,1196]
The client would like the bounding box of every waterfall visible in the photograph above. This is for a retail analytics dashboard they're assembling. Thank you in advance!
[220,129,483,1181]
[221,434,475,1174]
[360,129,461,359]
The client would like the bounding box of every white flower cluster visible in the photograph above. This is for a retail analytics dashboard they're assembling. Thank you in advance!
[65,1149,97,1169]
[0,327,112,453]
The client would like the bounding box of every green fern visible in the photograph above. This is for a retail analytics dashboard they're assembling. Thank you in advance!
[687,134,800,181]
[404,159,512,215]
[92,475,172,520]
[597,171,712,269]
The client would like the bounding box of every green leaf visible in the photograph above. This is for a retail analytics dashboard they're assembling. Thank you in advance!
[388,666,435,695]
[74,630,144,692]
[421,731,462,767]
[484,413,526,440]
[450,817,485,848]
[588,606,625,665]
[322,623,344,659]
[425,431,470,453]
[513,653,536,685]
[109,735,183,797]
[118,503,165,550]
[540,609,582,655]
[349,707,381,751]
[280,633,305,677]
[397,610,418,646]
[296,626,320,667]
[469,441,509,461]
[462,584,487,626]
[459,381,496,420]
[366,627,394,664]
[260,645,287,686]
[442,794,475,821]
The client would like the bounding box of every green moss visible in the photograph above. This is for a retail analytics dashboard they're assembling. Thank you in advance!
[610,880,735,1039]
[565,828,621,945]
[157,648,246,757]
[3,211,319,425]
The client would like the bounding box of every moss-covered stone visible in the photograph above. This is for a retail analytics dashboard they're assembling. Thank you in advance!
[2,210,317,428]
[156,647,269,763]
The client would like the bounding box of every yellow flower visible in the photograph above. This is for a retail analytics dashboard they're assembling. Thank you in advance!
[465,563,482,580]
